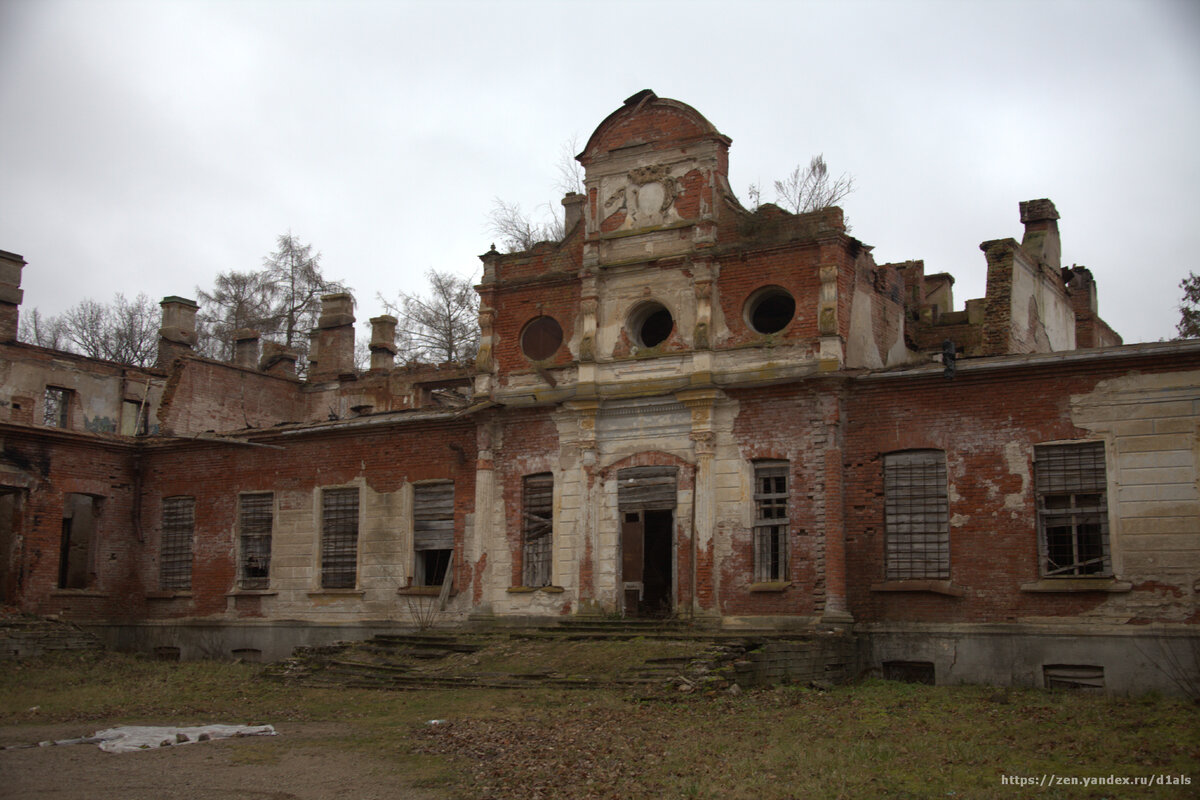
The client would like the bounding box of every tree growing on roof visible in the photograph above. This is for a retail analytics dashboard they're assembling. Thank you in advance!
[381,269,479,365]
[1178,272,1200,339]
[486,136,584,253]
[773,154,855,215]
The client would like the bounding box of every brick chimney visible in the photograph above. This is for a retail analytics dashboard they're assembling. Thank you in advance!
[369,315,397,372]
[233,328,260,369]
[157,296,199,367]
[259,341,299,378]
[562,192,585,237]
[309,292,355,380]
[0,250,25,343]
[1019,199,1061,270]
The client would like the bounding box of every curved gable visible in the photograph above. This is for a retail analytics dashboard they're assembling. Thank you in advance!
[579,90,728,165]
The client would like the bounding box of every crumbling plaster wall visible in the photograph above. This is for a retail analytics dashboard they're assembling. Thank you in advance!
[1068,368,1200,624]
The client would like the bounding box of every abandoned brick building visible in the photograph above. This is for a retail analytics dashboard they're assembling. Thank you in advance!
[2,91,1198,694]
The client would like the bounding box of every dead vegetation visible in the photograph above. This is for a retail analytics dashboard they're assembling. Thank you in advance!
[1,647,1197,800]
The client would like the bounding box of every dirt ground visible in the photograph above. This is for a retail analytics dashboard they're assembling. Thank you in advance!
[0,721,441,800]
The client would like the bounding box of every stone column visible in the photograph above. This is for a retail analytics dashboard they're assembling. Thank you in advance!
[233,329,260,369]
[677,386,723,617]
[308,293,355,380]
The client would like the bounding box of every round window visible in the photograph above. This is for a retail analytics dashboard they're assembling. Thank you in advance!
[520,316,563,361]
[745,287,796,334]
[628,301,674,348]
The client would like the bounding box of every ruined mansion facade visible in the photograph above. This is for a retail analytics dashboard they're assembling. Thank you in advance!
[2,92,1198,694]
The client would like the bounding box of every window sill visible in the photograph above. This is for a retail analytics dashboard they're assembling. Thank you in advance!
[307,589,366,597]
[146,591,192,600]
[871,580,965,597]
[226,589,278,597]
[397,586,444,597]
[506,585,564,594]
[748,581,792,593]
[1020,578,1131,593]
[50,589,110,598]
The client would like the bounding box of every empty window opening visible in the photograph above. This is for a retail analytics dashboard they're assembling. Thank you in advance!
[0,491,19,602]
[58,494,98,589]
[1043,664,1105,692]
[753,461,789,582]
[746,287,796,334]
[522,473,553,587]
[321,488,359,589]
[521,316,564,361]
[159,496,194,591]
[121,399,148,436]
[44,386,71,428]
[883,450,949,580]
[628,302,674,348]
[239,493,273,590]
[617,465,677,618]
[1035,442,1110,577]
[414,482,454,586]
[883,660,936,685]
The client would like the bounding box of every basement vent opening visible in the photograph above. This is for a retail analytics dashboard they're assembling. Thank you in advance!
[154,646,181,661]
[1043,664,1104,692]
[231,648,263,663]
[883,660,936,685]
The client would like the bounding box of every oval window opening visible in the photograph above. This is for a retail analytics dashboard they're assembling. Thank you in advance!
[629,302,674,348]
[521,316,563,361]
[747,287,796,334]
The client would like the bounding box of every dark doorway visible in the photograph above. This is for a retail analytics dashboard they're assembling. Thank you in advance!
[620,509,674,618]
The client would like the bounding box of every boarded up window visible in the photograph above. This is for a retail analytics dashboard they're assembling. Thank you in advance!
[1035,442,1110,577]
[239,493,273,590]
[522,473,553,587]
[753,461,788,582]
[414,482,454,586]
[44,386,71,428]
[617,466,677,512]
[160,496,194,590]
[883,451,949,580]
[321,488,359,589]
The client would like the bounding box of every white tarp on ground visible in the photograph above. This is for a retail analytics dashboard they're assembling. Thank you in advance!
[90,724,276,753]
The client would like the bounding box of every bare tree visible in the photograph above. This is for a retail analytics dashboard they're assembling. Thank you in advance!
[17,307,66,350]
[1178,272,1200,339]
[486,136,583,253]
[773,154,854,214]
[381,270,479,365]
[196,234,346,368]
[19,293,159,366]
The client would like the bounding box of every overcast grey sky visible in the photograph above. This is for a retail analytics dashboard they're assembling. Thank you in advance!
[2,0,1198,345]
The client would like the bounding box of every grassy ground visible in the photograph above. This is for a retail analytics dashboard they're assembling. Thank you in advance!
[2,649,1197,799]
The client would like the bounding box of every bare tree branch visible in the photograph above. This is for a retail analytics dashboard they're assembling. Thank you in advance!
[774,154,855,214]
[381,270,479,365]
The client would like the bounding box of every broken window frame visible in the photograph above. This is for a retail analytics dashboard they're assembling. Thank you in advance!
[43,386,72,428]
[521,473,553,587]
[1034,441,1111,577]
[413,482,454,587]
[159,496,194,591]
[752,460,789,583]
[321,487,359,589]
[883,450,950,581]
[238,493,273,590]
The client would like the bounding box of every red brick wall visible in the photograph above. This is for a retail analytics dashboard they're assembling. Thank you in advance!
[492,278,580,377]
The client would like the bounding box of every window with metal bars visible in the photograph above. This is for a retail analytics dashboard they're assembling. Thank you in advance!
[321,488,359,589]
[522,473,553,587]
[883,450,950,580]
[753,461,789,582]
[44,386,71,428]
[238,493,273,589]
[1034,442,1110,577]
[413,482,454,586]
[160,496,194,590]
